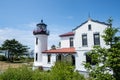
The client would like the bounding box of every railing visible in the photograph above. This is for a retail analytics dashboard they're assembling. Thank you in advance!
[33,29,49,35]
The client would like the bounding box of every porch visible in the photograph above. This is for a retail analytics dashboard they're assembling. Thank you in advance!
[42,47,76,65]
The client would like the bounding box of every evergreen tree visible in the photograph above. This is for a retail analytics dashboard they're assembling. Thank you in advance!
[0,39,29,61]
[51,45,56,49]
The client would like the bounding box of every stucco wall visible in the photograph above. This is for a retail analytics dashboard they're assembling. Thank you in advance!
[34,35,48,66]
[42,54,56,67]
[60,36,74,48]
[74,20,109,50]
[74,20,110,72]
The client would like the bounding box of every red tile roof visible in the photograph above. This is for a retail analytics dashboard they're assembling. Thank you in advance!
[42,47,76,54]
[59,32,74,37]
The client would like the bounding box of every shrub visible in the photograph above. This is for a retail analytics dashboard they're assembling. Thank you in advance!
[32,70,51,80]
[0,55,7,61]
[0,61,86,80]
[0,66,32,80]
[50,61,85,80]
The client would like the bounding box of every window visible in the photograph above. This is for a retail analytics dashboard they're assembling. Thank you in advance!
[82,34,88,46]
[88,24,91,30]
[86,54,91,64]
[47,54,51,63]
[70,37,74,47]
[86,54,96,65]
[36,38,38,45]
[94,33,100,45]
[36,53,38,61]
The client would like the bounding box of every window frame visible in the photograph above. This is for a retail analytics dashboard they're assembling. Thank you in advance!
[94,33,100,45]
[88,24,92,31]
[69,37,74,47]
[82,34,88,46]
[47,54,51,63]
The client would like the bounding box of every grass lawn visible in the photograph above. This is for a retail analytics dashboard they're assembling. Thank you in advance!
[0,61,33,72]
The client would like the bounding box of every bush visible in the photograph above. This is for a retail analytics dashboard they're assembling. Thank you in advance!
[50,61,85,80]
[0,55,7,61]
[0,61,86,80]
[0,66,32,80]
[32,70,51,80]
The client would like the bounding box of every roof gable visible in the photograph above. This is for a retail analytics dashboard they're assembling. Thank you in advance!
[73,19,109,31]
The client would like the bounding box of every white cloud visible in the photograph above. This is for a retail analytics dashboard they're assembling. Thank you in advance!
[0,27,34,50]
[0,22,72,50]
[0,26,61,50]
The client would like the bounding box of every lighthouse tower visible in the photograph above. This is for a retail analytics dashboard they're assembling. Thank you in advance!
[33,20,49,69]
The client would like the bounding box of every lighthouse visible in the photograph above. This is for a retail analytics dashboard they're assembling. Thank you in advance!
[33,20,49,69]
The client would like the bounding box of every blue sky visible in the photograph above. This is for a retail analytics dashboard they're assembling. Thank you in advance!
[0,0,120,50]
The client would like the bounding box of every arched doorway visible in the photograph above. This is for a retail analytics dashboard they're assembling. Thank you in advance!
[65,54,75,66]
[56,54,64,62]
[56,54,75,66]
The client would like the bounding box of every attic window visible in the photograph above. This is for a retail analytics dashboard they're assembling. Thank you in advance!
[88,24,91,30]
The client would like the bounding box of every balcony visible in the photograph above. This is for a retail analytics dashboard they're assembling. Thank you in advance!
[33,29,49,35]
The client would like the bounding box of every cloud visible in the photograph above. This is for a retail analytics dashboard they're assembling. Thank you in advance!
[0,24,62,50]
[0,22,72,50]
[0,27,34,50]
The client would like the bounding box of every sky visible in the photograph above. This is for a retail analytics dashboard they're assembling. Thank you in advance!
[0,0,120,50]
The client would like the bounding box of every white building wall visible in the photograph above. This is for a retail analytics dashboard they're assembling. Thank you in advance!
[75,50,88,71]
[74,20,109,50]
[74,20,109,72]
[34,35,48,67]
[60,36,74,48]
[42,54,56,70]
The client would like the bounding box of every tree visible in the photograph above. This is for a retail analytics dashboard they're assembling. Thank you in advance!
[84,18,120,80]
[0,39,29,61]
[51,45,56,49]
